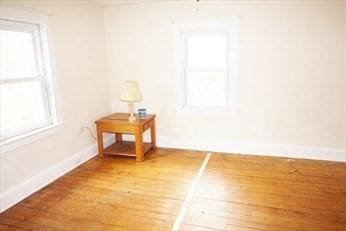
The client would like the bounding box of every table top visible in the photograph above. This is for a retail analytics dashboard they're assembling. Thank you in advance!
[95,113,155,125]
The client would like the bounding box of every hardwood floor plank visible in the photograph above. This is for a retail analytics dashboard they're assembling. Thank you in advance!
[0,225,26,231]
[202,173,346,199]
[205,166,346,189]
[185,200,346,231]
[194,182,346,212]
[188,197,346,226]
[179,223,221,231]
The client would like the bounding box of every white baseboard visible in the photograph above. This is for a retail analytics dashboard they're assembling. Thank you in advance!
[158,136,345,162]
[0,137,113,213]
[123,134,345,162]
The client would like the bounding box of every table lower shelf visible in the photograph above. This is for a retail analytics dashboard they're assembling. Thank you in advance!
[104,141,153,157]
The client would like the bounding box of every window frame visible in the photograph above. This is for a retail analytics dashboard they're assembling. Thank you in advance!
[0,7,62,153]
[174,19,239,115]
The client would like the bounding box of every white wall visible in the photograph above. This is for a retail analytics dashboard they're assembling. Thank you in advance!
[0,1,111,195]
[104,1,345,160]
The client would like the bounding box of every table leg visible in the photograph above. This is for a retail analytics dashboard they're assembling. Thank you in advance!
[96,126,104,157]
[115,133,122,143]
[135,127,144,161]
[151,119,156,150]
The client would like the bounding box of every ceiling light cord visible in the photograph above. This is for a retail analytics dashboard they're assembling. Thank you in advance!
[195,0,200,12]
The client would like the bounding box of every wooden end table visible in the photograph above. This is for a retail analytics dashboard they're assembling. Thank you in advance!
[95,113,156,161]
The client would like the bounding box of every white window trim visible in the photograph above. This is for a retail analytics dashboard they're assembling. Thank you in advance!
[174,18,239,115]
[0,7,62,153]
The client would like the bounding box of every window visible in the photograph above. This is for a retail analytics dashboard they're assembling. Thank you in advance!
[175,19,239,114]
[0,8,60,151]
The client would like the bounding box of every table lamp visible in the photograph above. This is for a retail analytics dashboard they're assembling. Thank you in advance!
[120,81,143,123]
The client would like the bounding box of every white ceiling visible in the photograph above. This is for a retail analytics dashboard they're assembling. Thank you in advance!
[89,0,151,7]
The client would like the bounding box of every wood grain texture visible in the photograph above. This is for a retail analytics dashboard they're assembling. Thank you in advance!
[0,149,345,231]
[181,153,346,231]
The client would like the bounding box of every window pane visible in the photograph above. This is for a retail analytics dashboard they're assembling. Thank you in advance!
[185,71,227,107]
[0,29,38,79]
[187,34,227,69]
[0,81,49,138]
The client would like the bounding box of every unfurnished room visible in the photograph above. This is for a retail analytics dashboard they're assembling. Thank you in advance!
[0,0,345,230]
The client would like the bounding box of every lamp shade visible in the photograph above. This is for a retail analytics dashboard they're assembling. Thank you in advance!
[120,81,143,102]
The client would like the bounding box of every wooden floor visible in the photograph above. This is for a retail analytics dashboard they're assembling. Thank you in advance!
[0,148,345,231]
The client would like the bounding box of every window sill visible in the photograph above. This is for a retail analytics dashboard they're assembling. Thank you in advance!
[176,107,236,116]
[0,124,63,154]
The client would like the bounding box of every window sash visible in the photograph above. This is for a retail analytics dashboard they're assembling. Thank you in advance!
[0,79,52,141]
[182,32,231,109]
[183,69,230,108]
[183,32,230,70]
[0,19,52,141]
[0,19,45,80]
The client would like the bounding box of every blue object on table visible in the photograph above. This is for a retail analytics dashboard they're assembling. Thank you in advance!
[138,108,147,118]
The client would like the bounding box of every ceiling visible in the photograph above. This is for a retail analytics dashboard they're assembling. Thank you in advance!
[88,0,151,7]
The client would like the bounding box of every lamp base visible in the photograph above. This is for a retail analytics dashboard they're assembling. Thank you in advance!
[128,102,136,123]
[128,112,136,123]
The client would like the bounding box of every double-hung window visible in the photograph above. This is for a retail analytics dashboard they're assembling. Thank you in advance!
[175,19,239,114]
[0,8,60,151]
